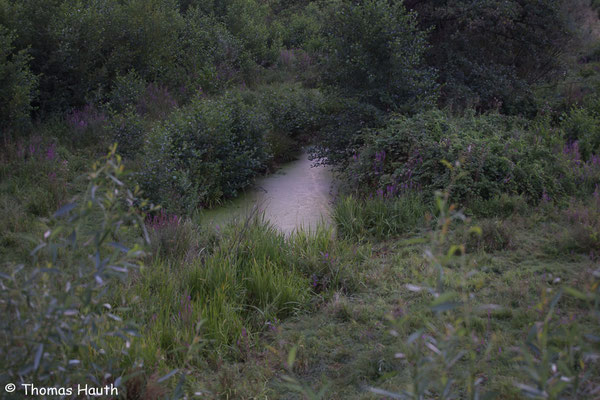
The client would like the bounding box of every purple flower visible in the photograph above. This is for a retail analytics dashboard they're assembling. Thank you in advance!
[146,209,181,230]
[46,143,57,161]
[541,189,551,204]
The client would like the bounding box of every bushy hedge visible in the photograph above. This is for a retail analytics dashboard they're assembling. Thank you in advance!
[140,92,270,212]
[560,103,600,161]
[138,84,330,212]
[310,97,385,167]
[256,83,325,162]
[0,26,37,137]
[0,0,266,116]
[343,110,588,205]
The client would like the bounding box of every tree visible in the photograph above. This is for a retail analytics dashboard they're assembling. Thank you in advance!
[405,0,570,112]
[322,0,438,112]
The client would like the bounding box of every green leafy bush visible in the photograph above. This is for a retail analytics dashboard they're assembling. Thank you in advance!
[560,106,600,160]
[222,0,279,66]
[171,8,244,95]
[258,83,324,140]
[108,70,146,113]
[345,110,576,205]
[0,146,151,391]
[1,0,247,114]
[108,110,147,158]
[277,2,324,52]
[140,92,271,212]
[257,83,325,162]
[0,26,38,136]
[310,96,385,168]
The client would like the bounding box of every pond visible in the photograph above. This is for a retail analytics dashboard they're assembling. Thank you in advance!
[199,152,335,234]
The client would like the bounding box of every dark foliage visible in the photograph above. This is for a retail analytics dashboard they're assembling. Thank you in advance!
[322,0,438,111]
[406,0,570,112]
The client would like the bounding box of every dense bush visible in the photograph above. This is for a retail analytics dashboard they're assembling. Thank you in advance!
[258,84,324,140]
[140,92,271,212]
[108,70,146,113]
[171,7,245,94]
[0,26,37,136]
[275,2,324,52]
[322,0,437,112]
[0,0,253,115]
[139,83,337,211]
[344,110,582,205]
[405,0,570,112]
[108,110,147,158]
[560,105,600,160]
[257,83,325,162]
[0,147,151,392]
[310,96,385,167]
[222,0,279,66]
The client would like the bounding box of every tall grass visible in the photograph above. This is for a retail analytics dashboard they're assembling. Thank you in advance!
[125,212,368,360]
[334,193,429,240]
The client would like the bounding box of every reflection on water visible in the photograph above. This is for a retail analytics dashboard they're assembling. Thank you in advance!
[200,152,334,234]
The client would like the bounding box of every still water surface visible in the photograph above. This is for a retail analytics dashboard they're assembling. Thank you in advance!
[200,152,335,234]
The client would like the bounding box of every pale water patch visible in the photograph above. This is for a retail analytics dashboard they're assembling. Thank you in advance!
[199,152,335,234]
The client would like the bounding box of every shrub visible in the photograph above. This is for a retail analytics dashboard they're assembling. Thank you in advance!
[109,110,146,158]
[344,110,575,205]
[0,26,38,137]
[4,0,190,113]
[408,0,569,111]
[172,9,243,94]
[310,96,385,168]
[140,92,271,212]
[560,106,600,160]
[258,83,324,140]
[257,83,325,162]
[109,70,146,113]
[221,0,279,66]
[275,2,324,52]
[0,146,151,391]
